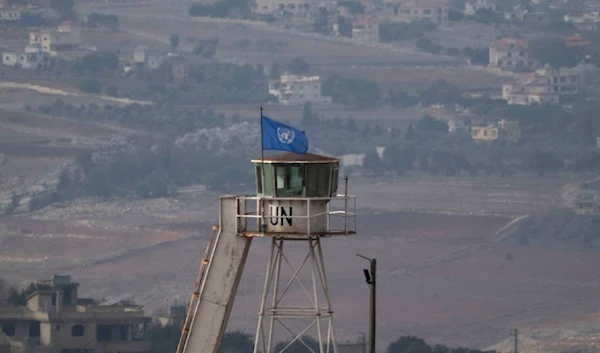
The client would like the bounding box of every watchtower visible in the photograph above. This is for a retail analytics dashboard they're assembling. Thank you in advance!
[236,152,356,353]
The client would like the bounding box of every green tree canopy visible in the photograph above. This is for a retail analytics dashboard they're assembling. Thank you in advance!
[285,57,310,75]
[415,115,449,133]
[170,33,180,49]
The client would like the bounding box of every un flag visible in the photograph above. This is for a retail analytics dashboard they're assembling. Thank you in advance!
[261,116,308,154]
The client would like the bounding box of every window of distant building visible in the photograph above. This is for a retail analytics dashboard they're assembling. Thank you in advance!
[72,324,85,337]
[2,324,15,336]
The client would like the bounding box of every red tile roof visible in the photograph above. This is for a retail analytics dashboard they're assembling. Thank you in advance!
[492,37,526,50]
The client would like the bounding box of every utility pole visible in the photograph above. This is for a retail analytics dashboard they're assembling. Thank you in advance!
[513,328,518,353]
[357,254,376,353]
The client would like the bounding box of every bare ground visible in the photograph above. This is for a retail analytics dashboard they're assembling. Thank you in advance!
[2,175,597,351]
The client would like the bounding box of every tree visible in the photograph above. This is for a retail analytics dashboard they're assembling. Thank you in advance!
[363,149,384,176]
[383,144,416,175]
[301,103,313,125]
[373,123,382,136]
[314,7,331,34]
[75,52,119,74]
[57,171,70,191]
[170,33,180,50]
[285,57,309,74]
[415,115,449,133]
[50,0,75,19]
[0,278,13,305]
[220,331,254,353]
[362,122,372,139]
[523,149,562,177]
[346,116,358,132]
[20,12,46,27]
[78,79,102,94]
[528,37,582,68]
[462,47,489,65]
[448,9,464,21]
[405,124,415,140]
[5,194,21,214]
[387,336,432,353]
[420,80,464,107]
[322,75,381,108]
[86,13,119,29]
[105,86,119,97]
[268,62,280,79]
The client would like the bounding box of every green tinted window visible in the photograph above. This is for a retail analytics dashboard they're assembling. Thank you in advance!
[306,164,331,197]
[255,165,263,195]
[275,164,304,197]
[330,165,339,196]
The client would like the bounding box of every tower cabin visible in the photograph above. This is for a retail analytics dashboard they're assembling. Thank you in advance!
[241,152,355,237]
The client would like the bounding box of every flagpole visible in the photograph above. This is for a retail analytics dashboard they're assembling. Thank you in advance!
[260,106,266,234]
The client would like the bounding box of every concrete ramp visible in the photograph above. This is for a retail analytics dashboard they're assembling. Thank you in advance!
[180,196,252,353]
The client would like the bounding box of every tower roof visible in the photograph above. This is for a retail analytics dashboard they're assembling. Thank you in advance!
[252,152,339,163]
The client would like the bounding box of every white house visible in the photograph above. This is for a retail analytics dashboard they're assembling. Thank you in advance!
[29,20,81,56]
[564,12,600,32]
[268,73,332,105]
[465,0,496,16]
[502,73,562,105]
[0,7,21,23]
[2,45,48,69]
[489,37,537,70]
[384,0,449,24]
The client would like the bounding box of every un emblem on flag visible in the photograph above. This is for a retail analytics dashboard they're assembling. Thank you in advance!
[277,127,295,144]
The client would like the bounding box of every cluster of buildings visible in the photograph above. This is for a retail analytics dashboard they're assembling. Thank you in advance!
[489,37,537,71]
[254,0,449,42]
[123,45,190,82]
[488,34,600,106]
[29,20,82,56]
[0,275,151,353]
[502,66,580,105]
[449,115,521,144]
[381,0,449,25]
[2,20,82,70]
[564,11,599,32]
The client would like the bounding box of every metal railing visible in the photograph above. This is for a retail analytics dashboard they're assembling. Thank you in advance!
[234,194,357,237]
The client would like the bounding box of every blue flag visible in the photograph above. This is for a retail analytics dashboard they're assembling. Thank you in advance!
[261,116,308,154]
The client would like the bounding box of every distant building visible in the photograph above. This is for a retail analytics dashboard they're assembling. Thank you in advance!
[132,44,149,65]
[157,305,186,328]
[564,33,592,48]
[383,0,449,24]
[0,275,151,353]
[2,45,49,69]
[497,119,520,144]
[535,66,580,95]
[351,15,378,42]
[470,119,520,144]
[489,37,537,70]
[253,0,313,17]
[269,73,332,105]
[448,115,472,133]
[471,125,498,142]
[29,20,81,56]
[564,11,600,32]
[574,191,597,214]
[502,65,579,105]
[126,46,188,80]
[519,11,550,26]
[502,76,560,105]
[0,6,21,28]
[168,55,189,82]
[465,0,496,16]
